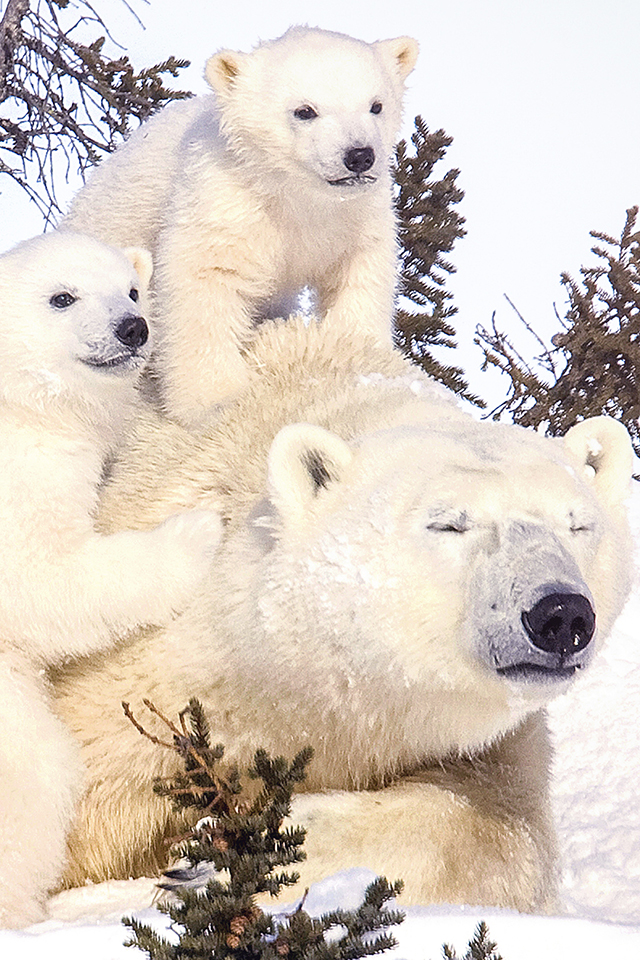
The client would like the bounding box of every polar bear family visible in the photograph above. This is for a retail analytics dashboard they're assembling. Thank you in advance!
[0,25,635,930]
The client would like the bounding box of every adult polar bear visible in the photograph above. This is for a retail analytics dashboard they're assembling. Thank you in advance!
[0,233,221,928]
[64,27,419,425]
[52,320,633,915]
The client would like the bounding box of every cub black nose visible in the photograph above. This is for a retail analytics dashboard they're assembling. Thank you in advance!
[522,593,595,657]
[344,146,375,174]
[115,315,149,349]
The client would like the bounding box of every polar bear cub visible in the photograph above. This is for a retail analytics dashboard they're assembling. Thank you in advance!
[0,231,222,663]
[65,27,419,425]
[0,231,221,926]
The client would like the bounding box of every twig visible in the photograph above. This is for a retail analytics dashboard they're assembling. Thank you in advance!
[122,700,174,749]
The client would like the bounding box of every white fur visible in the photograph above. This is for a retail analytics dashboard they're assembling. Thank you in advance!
[0,648,82,928]
[0,232,222,927]
[64,27,419,425]
[50,322,633,915]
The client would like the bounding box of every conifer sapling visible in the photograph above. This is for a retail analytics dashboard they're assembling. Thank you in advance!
[441,921,503,960]
[122,698,405,959]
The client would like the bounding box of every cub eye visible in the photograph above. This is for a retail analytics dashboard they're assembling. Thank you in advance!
[370,101,383,115]
[427,513,470,534]
[294,104,318,121]
[49,292,76,309]
[129,287,139,303]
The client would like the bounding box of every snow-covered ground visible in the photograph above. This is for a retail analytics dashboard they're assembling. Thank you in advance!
[3,493,640,958]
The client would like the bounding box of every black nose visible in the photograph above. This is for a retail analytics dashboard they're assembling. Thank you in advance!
[115,315,148,349]
[522,593,595,657]
[343,146,375,174]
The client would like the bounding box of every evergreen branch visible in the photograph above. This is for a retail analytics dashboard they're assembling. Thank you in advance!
[475,206,640,458]
[392,115,481,404]
[441,921,503,960]
[123,700,403,959]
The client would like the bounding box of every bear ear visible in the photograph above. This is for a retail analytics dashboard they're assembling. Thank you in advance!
[563,416,634,506]
[268,423,353,525]
[205,50,247,95]
[375,36,419,81]
[123,247,153,289]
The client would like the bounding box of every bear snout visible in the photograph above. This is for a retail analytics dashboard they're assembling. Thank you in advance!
[343,146,375,174]
[521,592,595,658]
[115,315,149,350]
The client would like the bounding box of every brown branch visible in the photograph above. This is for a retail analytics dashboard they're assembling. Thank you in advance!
[121,701,175,750]
[0,0,29,97]
[124,698,222,785]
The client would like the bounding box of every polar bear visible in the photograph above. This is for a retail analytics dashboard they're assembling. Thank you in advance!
[0,231,222,927]
[63,27,419,425]
[49,320,633,917]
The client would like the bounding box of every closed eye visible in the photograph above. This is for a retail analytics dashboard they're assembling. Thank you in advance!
[426,512,471,534]
[568,511,595,535]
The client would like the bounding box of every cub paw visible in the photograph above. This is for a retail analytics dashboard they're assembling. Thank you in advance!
[158,509,223,567]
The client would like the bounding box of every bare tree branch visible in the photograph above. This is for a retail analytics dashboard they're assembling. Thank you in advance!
[0,0,192,224]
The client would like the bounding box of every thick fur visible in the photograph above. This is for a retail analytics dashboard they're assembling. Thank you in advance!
[63,27,419,425]
[0,648,82,929]
[51,320,633,915]
[0,232,221,927]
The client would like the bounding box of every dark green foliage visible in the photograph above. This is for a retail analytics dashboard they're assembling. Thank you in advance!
[276,877,405,959]
[393,116,482,406]
[122,699,404,959]
[476,206,640,454]
[441,921,503,960]
[0,0,191,220]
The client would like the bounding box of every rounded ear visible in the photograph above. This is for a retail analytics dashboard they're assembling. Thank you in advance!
[205,50,247,96]
[122,247,153,289]
[563,416,634,506]
[375,36,419,81]
[268,423,353,525]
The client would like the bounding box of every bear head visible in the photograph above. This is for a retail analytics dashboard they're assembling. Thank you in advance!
[248,412,633,775]
[0,232,152,411]
[205,26,419,195]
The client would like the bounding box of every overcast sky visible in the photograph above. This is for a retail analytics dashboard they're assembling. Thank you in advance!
[1,0,638,405]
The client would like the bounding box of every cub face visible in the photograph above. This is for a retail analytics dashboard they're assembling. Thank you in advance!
[0,232,152,405]
[206,28,418,194]
[260,416,632,755]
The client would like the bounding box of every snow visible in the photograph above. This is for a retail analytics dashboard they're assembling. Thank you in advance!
[3,495,640,958]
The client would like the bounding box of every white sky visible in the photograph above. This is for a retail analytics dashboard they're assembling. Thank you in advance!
[1,0,638,405]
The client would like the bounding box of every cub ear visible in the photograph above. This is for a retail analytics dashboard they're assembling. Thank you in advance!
[375,36,419,81]
[268,423,353,525]
[205,49,247,95]
[123,247,153,289]
[563,416,634,506]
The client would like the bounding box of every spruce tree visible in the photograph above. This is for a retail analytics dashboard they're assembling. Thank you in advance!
[393,116,482,406]
[122,699,405,959]
[441,921,503,960]
[475,206,640,455]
